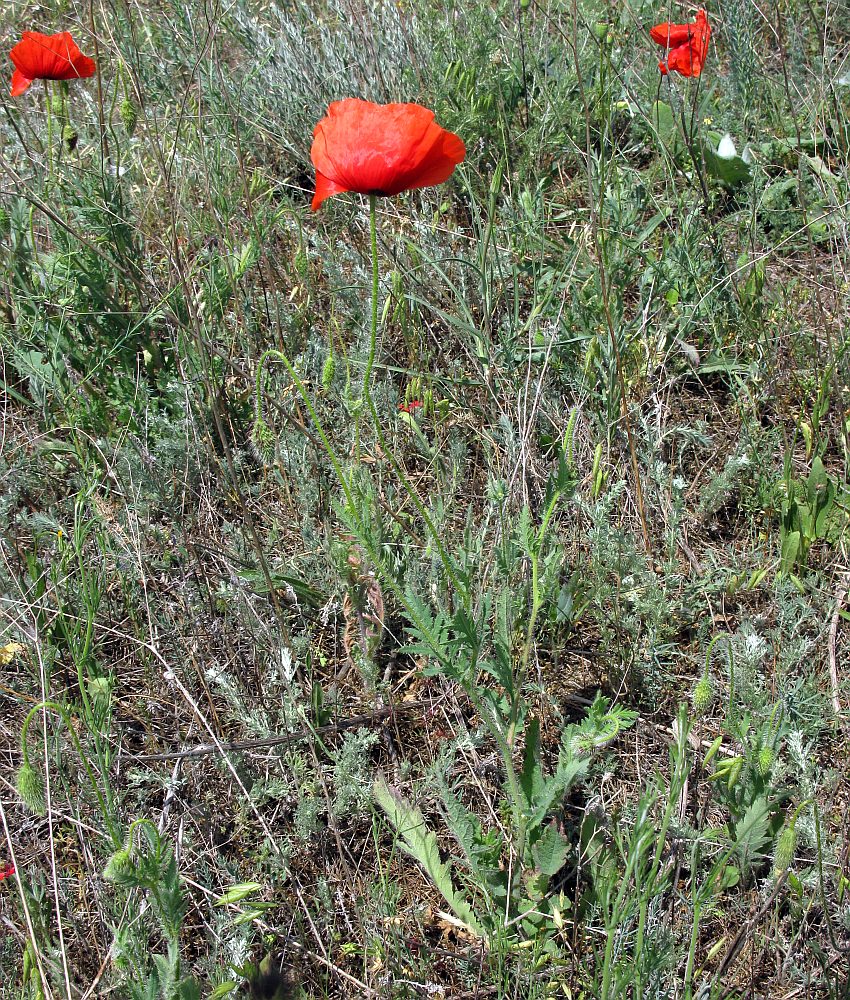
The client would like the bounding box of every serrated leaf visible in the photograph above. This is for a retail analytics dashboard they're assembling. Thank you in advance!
[732,797,772,871]
[529,758,587,831]
[373,777,482,937]
[520,718,544,811]
[532,824,570,877]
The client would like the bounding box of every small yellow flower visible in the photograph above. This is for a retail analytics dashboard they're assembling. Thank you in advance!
[0,642,24,665]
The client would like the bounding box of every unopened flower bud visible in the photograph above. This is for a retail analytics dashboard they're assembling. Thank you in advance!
[17,763,45,815]
[773,822,797,879]
[691,675,713,715]
[757,746,775,776]
[103,846,136,884]
[322,352,336,390]
[119,97,138,136]
[251,418,276,465]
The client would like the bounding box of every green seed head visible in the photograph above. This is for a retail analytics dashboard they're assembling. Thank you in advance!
[17,763,45,815]
[691,675,714,715]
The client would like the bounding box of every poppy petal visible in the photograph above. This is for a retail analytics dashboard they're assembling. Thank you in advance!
[649,9,710,78]
[310,99,464,207]
[9,31,95,93]
[649,21,694,46]
[11,68,33,96]
[312,170,350,211]
[390,128,466,194]
[667,42,703,76]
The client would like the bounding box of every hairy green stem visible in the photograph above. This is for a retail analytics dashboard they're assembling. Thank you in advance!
[255,347,354,512]
[361,196,467,603]
[22,701,118,844]
[44,81,55,184]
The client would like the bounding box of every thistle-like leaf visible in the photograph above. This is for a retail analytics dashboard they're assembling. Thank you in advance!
[373,777,482,937]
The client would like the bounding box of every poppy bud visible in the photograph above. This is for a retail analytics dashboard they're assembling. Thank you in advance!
[294,249,309,277]
[63,124,78,151]
[251,418,276,465]
[119,97,138,136]
[0,207,10,236]
[757,746,775,776]
[16,762,45,815]
[321,352,336,390]
[691,674,713,715]
[772,822,797,880]
[103,846,136,884]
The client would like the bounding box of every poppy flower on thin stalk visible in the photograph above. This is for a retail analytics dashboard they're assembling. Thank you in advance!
[9,31,96,97]
[0,863,15,881]
[310,98,466,211]
[650,9,711,77]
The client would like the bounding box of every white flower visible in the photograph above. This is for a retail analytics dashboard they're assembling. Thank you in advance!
[717,133,737,159]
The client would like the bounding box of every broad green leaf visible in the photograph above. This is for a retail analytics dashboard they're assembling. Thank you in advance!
[532,824,571,877]
[780,530,801,575]
[652,101,677,146]
[209,982,239,999]
[703,140,752,187]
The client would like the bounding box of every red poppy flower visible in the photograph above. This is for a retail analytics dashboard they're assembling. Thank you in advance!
[398,400,423,414]
[650,9,711,77]
[9,31,96,97]
[0,863,15,881]
[310,99,465,211]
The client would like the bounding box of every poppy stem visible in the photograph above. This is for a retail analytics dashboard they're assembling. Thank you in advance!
[255,348,354,513]
[365,194,380,407]
[44,81,55,184]
[354,194,381,461]
[361,197,467,603]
